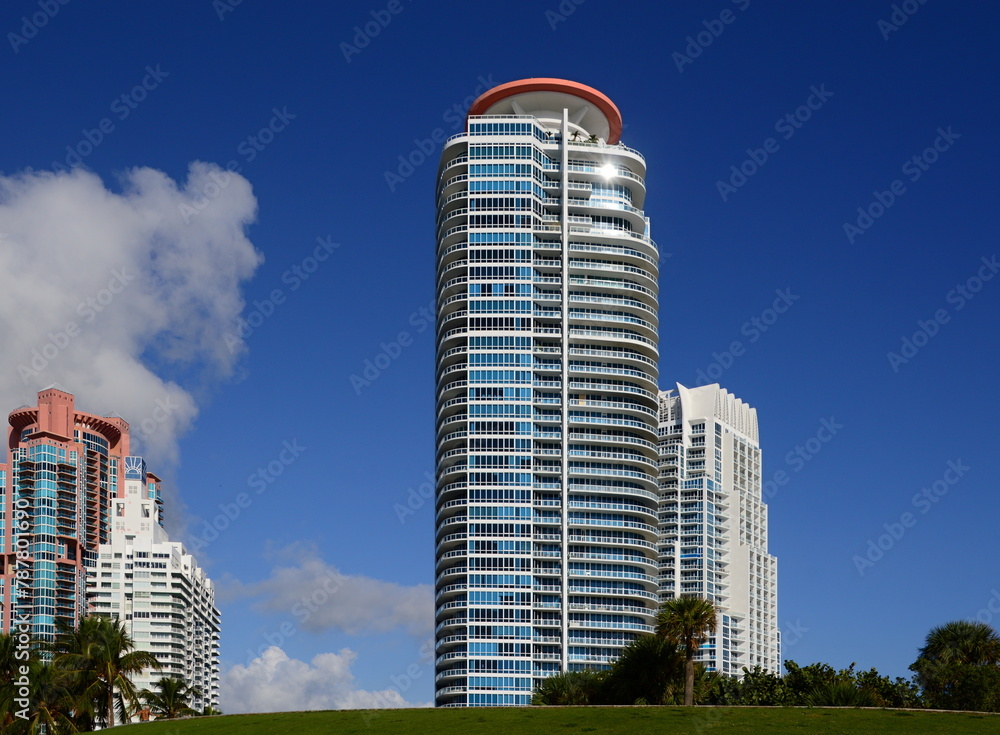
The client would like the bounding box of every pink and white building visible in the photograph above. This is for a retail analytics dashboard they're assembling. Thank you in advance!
[0,386,220,712]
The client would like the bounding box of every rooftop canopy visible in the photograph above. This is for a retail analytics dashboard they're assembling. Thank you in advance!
[466,78,623,144]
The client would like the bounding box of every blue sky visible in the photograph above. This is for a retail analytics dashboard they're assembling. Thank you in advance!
[2,0,999,710]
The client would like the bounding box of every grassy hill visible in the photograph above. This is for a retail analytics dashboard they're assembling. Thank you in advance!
[110,706,1000,734]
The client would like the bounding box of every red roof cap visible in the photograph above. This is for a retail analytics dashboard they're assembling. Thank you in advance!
[466,78,623,144]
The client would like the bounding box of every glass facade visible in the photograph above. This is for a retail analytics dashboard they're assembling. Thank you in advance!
[2,390,121,643]
[435,83,660,706]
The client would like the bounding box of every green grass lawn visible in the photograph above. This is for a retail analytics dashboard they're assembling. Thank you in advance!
[110,706,1000,734]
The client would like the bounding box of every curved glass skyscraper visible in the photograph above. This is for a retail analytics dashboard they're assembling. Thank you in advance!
[435,79,661,707]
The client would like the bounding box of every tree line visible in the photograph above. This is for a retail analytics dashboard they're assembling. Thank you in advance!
[0,615,217,733]
[534,598,1000,712]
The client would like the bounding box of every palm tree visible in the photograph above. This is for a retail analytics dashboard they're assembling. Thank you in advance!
[656,596,718,706]
[911,620,1000,711]
[54,615,161,728]
[918,620,1000,666]
[9,661,80,735]
[1,632,20,730]
[604,634,684,705]
[141,676,203,719]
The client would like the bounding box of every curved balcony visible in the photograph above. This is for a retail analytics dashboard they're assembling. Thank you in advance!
[567,328,659,359]
[438,155,469,181]
[568,257,658,291]
[567,398,657,420]
[567,550,660,572]
[436,651,469,667]
[568,240,659,268]
[569,431,656,451]
[568,497,657,518]
[438,381,468,404]
[436,634,467,652]
[436,582,469,601]
[566,532,656,552]
[435,533,467,556]
[568,293,657,319]
[569,276,658,310]
[435,564,467,585]
[570,585,658,607]
[568,309,657,342]
[567,515,658,541]
[437,258,468,284]
[435,667,468,682]
[563,141,648,179]
[566,411,658,437]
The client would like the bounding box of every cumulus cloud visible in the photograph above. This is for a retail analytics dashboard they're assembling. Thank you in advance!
[0,164,261,475]
[221,646,429,713]
[224,543,433,638]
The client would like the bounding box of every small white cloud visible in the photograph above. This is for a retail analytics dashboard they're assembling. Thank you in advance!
[221,646,430,713]
[224,543,433,638]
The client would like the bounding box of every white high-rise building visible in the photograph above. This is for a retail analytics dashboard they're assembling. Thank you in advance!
[657,384,779,675]
[435,78,661,707]
[87,456,220,714]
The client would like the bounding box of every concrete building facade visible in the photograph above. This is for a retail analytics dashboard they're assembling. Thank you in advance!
[0,387,220,713]
[657,383,779,675]
[87,457,221,712]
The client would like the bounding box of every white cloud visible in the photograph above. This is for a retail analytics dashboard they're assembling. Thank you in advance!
[0,164,260,485]
[221,646,429,713]
[224,543,433,638]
